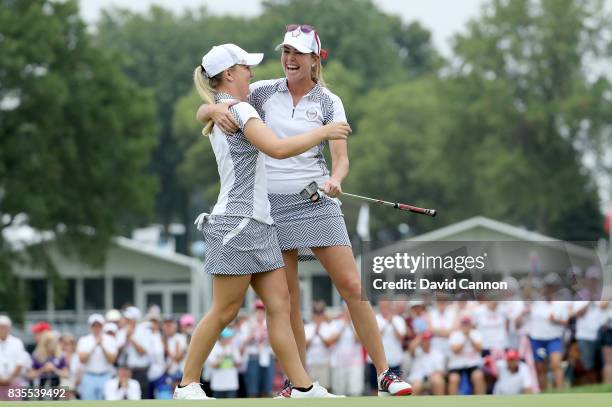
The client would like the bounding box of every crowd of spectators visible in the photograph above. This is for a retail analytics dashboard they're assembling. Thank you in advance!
[0,269,611,400]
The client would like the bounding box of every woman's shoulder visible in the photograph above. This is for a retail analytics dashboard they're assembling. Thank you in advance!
[319,86,344,104]
[249,78,285,93]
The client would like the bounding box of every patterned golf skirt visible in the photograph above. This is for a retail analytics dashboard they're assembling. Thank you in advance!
[268,193,352,261]
[201,215,284,275]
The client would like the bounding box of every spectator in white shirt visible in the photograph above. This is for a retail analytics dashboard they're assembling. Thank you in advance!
[0,315,25,401]
[241,299,274,397]
[146,308,167,399]
[209,328,241,398]
[447,316,485,395]
[116,306,150,398]
[328,304,364,396]
[104,365,141,400]
[527,274,569,391]
[376,300,407,370]
[77,313,117,400]
[492,349,532,395]
[476,302,509,357]
[59,333,80,400]
[163,316,187,385]
[305,301,334,390]
[572,300,608,383]
[408,331,445,395]
[427,300,457,356]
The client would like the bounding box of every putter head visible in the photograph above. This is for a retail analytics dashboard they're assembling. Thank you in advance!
[300,181,320,202]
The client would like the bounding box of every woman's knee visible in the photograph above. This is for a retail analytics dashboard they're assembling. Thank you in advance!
[264,290,291,317]
[337,275,362,301]
[216,302,241,326]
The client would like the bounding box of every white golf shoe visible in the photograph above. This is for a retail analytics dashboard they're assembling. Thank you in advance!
[290,382,345,398]
[377,369,412,396]
[173,382,214,400]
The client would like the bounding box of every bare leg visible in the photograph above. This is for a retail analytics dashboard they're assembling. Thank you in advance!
[411,380,423,395]
[603,346,612,383]
[430,372,445,395]
[180,275,250,385]
[447,372,459,395]
[251,268,311,388]
[550,352,564,389]
[535,361,547,391]
[283,249,307,367]
[471,369,486,394]
[312,246,389,375]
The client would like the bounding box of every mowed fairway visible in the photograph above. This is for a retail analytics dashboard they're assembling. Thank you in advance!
[2,393,611,407]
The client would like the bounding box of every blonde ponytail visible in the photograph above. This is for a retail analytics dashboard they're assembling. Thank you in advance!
[193,66,223,136]
[311,59,327,88]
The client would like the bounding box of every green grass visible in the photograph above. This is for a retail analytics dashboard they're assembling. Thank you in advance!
[3,393,612,407]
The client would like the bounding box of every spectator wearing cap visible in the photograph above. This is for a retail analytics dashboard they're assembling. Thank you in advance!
[492,349,532,395]
[162,315,187,385]
[115,306,150,398]
[527,274,569,391]
[28,331,68,397]
[0,315,26,401]
[209,328,242,398]
[104,365,141,400]
[328,303,364,397]
[76,313,117,400]
[30,321,52,353]
[407,331,445,395]
[179,314,195,345]
[240,299,275,397]
[447,316,485,395]
[145,307,167,399]
[105,309,124,331]
[577,266,603,301]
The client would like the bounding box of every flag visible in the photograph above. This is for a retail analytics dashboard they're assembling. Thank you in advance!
[356,203,370,240]
[604,206,612,235]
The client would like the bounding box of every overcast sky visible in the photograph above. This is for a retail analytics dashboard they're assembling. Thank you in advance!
[79,0,487,56]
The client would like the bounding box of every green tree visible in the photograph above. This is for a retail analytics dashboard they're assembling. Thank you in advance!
[0,0,157,321]
[345,79,451,240]
[95,7,256,252]
[443,0,611,239]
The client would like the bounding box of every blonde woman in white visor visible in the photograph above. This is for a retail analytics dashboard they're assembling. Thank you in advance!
[174,44,350,400]
[197,26,413,397]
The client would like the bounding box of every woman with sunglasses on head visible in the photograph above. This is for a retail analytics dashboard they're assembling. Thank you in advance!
[197,25,412,397]
[174,43,350,400]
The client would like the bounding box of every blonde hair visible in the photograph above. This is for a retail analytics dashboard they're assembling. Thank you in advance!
[34,331,60,361]
[311,57,327,88]
[193,65,231,136]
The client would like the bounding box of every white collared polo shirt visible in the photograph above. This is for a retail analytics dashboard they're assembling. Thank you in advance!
[209,92,273,225]
[248,79,347,194]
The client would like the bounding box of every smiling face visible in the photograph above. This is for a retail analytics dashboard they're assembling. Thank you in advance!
[281,45,317,84]
[221,64,253,101]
